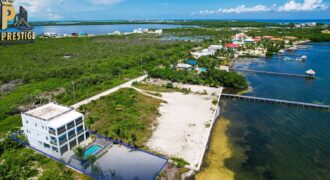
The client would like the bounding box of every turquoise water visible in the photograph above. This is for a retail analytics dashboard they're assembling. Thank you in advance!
[84,144,102,158]
[223,42,330,179]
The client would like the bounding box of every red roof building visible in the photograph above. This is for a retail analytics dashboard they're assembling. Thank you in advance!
[225,43,239,48]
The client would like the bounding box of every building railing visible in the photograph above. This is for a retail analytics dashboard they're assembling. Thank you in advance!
[75,119,83,126]
[67,124,75,130]
[77,129,84,135]
[59,139,67,146]
[49,130,56,136]
[50,140,57,146]
[68,134,76,140]
[57,129,66,135]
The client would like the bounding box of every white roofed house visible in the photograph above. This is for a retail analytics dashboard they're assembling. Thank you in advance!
[21,103,88,159]
[176,63,192,71]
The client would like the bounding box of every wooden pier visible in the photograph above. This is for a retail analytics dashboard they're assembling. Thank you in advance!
[222,94,330,111]
[230,68,315,79]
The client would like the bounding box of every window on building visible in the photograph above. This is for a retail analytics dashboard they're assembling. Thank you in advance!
[75,117,83,126]
[59,134,67,145]
[77,125,84,134]
[35,123,37,127]
[57,126,66,135]
[68,129,76,139]
[44,143,50,149]
[60,145,69,155]
[25,120,29,124]
[67,121,75,130]
[52,146,58,153]
[46,137,49,140]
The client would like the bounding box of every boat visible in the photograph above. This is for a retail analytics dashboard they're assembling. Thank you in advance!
[288,46,297,51]
[301,55,308,61]
[279,49,285,54]
[306,69,316,76]
[283,56,292,61]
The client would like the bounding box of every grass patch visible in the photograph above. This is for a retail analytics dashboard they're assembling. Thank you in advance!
[80,88,162,148]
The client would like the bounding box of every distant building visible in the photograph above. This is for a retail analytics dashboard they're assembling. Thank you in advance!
[176,63,192,71]
[219,66,229,72]
[191,44,221,59]
[225,43,239,49]
[22,103,87,159]
[322,30,330,34]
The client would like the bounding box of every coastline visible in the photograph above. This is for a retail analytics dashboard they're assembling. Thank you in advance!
[195,117,234,180]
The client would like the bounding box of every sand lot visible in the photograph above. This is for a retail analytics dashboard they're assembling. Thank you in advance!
[147,85,222,170]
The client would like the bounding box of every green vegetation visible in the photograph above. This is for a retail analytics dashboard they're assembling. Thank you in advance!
[0,35,195,121]
[80,88,162,148]
[132,81,176,92]
[0,138,90,179]
[0,34,195,178]
[149,68,248,89]
[247,27,330,42]
[170,157,190,168]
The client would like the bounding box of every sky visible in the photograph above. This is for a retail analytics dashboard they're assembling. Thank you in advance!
[13,0,330,21]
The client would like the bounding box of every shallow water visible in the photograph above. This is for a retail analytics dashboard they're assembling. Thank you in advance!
[205,42,330,180]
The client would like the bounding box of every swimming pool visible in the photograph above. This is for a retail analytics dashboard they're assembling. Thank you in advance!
[84,144,103,159]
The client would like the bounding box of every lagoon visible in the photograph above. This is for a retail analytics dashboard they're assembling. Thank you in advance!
[1,24,190,35]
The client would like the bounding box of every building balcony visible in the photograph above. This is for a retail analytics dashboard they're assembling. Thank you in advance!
[76,119,83,126]
[50,140,57,146]
[59,139,67,146]
[77,129,84,135]
[67,124,75,130]
[68,134,76,140]
[57,129,66,135]
[49,130,56,136]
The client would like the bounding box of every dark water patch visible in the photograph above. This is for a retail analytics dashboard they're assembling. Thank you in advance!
[223,99,330,180]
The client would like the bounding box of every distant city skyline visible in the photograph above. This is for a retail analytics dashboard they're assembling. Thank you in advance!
[15,0,330,21]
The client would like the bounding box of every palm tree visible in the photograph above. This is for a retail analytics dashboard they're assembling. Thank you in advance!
[87,155,96,166]
[74,146,85,160]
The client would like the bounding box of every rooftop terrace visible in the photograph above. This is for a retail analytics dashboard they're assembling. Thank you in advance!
[24,103,75,122]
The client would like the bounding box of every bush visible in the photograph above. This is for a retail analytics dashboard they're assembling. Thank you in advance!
[165,83,174,89]
[171,157,190,168]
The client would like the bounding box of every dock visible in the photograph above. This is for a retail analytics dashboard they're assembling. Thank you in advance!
[230,68,315,79]
[222,94,330,111]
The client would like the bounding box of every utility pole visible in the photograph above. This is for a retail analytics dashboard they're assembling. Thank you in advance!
[72,81,76,102]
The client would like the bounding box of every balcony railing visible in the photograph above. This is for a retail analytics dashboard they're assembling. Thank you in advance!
[77,129,84,135]
[59,139,67,145]
[57,129,66,135]
[76,118,83,126]
[67,124,75,130]
[49,130,56,136]
[68,134,76,140]
[50,140,57,146]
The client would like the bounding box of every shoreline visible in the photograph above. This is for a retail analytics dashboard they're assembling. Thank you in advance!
[195,117,235,180]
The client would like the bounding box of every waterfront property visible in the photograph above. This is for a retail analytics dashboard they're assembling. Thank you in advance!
[22,103,87,159]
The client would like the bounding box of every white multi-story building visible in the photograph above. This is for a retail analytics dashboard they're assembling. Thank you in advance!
[22,103,87,159]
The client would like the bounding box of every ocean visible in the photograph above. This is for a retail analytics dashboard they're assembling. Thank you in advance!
[220,42,330,179]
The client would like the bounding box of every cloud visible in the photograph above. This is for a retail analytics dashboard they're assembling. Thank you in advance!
[14,0,125,20]
[15,0,64,19]
[278,0,328,12]
[193,0,328,15]
[195,5,272,15]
